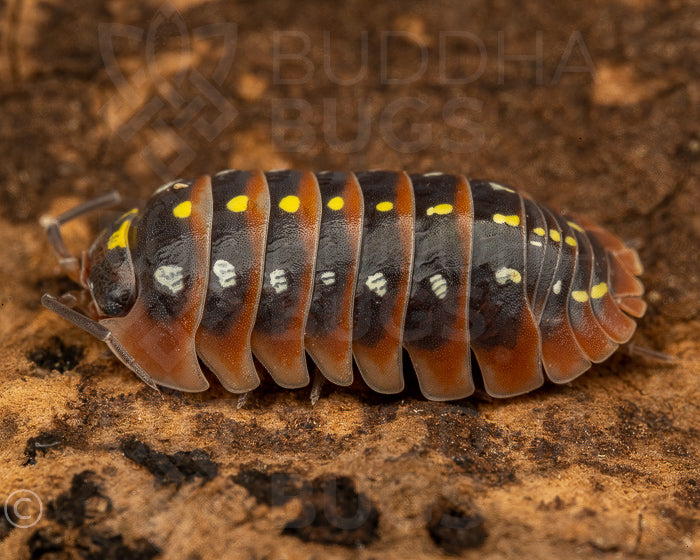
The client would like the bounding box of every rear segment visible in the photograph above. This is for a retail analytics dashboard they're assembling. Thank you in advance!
[464,180,644,393]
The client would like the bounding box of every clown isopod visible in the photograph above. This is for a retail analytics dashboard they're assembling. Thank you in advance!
[41,169,647,400]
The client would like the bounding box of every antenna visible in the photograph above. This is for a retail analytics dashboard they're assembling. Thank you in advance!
[40,191,122,279]
[41,294,159,391]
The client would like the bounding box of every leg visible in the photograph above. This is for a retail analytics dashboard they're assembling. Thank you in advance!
[310,369,325,405]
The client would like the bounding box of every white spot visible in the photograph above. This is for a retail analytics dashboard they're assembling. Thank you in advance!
[553,279,562,295]
[270,269,288,294]
[154,180,180,194]
[489,182,515,193]
[423,171,444,177]
[366,272,387,297]
[154,265,184,294]
[214,169,236,176]
[429,273,448,300]
[529,240,543,247]
[494,266,522,285]
[213,259,237,288]
[320,271,336,286]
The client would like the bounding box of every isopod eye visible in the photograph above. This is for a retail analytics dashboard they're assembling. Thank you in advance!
[85,210,138,317]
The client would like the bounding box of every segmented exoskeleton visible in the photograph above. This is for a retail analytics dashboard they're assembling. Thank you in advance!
[42,170,646,400]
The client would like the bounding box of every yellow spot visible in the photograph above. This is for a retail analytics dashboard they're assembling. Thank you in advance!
[173,182,189,190]
[565,236,577,246]
[591,282,608,299]
[427,204,453,216]
[173,201,192,218]
[549,230,561,242]
[108,220,131,250]
[327,196,344,211]
[376,201,394,212]
[227,195,249,213]
[572,290,589,302]
[492,213,520,227]
[568,221,584,232]
[279,195,300,213]
[533,227,545,236]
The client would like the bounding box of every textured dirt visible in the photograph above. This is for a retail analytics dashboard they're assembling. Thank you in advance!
[0,1,698,559]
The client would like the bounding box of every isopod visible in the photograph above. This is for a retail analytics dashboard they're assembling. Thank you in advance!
[41,170,646,400]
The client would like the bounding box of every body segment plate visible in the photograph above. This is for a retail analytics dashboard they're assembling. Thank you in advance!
[582,227,638,342]
[305,171,364,386]
[101,176,213,391]
[537,207,591,382]
[468,180,543,397]
[352,171,415,394]
[195,170,270,392]
[561,217,618,363]
[251,170,321,388]
[403,173,474,401]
